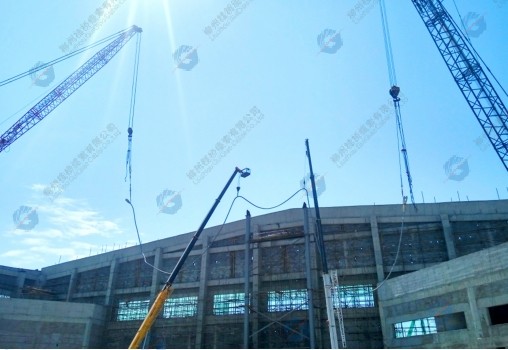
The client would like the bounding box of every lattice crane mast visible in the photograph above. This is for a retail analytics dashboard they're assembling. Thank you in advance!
[0,25,142,154]
[411,0,508,171]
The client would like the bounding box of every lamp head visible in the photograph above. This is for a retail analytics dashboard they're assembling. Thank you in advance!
[240,168,251,178]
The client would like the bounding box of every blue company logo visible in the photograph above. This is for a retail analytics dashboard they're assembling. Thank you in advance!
[443,155,469,181]
[13,205,39,230]
[317,29,343,54]
[301,174,326,197]
[30,61,55,87]
[464,12,486,38]
[173,45,199,71]
[156,190,183,215]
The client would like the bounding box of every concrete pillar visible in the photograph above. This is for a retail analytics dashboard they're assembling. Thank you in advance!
[150,248,163,301]
[66,268,77,302]
[441,214,457,260]
[370,216,385,282]
[105,258,118,305]
[252,241,260,349]
[82,320,92,348]
[196,236,210,348]
[142,248,164,348]
[16,270,26,298]
[466,287,483,346]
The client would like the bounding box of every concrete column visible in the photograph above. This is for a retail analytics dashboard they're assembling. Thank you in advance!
[142,248,164,348]
[441,214,457,260]
[82,320,92,348]
[66,268,77,302]
[252,241,260,349]
[466,287,483,347]
[377,300,392,348]
[16,271,26,298]
[105,258,118,305]
[196,236,210,348]
[150,248,163,301]
[370,216,385,282]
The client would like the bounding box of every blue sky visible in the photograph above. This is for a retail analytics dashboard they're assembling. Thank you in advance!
[1,0,507,269]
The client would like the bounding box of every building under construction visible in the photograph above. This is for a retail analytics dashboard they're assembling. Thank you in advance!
[1,199,508,349]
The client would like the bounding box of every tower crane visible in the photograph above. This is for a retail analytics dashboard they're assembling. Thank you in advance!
[411,0,508,172]
[0,25,142,154]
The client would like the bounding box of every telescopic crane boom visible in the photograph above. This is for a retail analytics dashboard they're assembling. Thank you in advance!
[0,25,142,154]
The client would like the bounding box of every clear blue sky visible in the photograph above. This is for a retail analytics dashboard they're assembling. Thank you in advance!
[1,0,507,269]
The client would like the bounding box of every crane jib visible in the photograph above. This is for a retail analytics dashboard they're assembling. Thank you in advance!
[0,25,142,154]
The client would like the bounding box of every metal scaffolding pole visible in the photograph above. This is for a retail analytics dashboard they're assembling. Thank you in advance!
[303,203,317,348]
[244,210,251,349]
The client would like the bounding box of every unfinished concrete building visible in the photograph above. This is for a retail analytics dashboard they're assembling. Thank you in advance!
[1,199,508,348]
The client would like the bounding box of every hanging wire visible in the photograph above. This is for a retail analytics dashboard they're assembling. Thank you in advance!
[379,0,397,86]
[125,28,142,202]
[379,0,417,210]
[177,185,310,277]
[372,199,407,292]
[125,198,171,275]
[237,188,307,210]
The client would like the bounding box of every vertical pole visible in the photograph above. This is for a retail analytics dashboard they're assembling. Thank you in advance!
[305,139,328,273]
[303,203,316,349]
[305,139,340,348]
[323,274,339,348]
[244,210,251,349]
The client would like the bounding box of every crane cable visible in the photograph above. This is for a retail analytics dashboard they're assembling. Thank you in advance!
[125,29,142,202]
[450,0,508,100]
[379,0,417,210]
[0,26,136,87]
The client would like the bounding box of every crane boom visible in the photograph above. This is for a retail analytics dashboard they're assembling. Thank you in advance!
[0,25,142,154]
[411,0,508,171]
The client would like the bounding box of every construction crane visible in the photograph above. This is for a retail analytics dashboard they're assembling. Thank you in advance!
[0,25,142,154]
[128,167,251,349]
[305,139,346,349]
[411,0,508,172]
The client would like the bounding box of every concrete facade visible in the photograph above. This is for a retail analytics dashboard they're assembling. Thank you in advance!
[0,298,106,348]
[0,199,507,348]
[378,241,508,348]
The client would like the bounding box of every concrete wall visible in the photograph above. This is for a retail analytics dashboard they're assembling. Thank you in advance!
[1,199,507,348]
[0,298,107,349]
[378,241,508,348]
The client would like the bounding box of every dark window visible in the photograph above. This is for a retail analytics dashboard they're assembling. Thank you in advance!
[489,304,508,325]
[436,312,467,331]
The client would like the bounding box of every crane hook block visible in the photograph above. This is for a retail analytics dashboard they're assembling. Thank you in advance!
[389,85,400,99]
[127,127,133,137]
